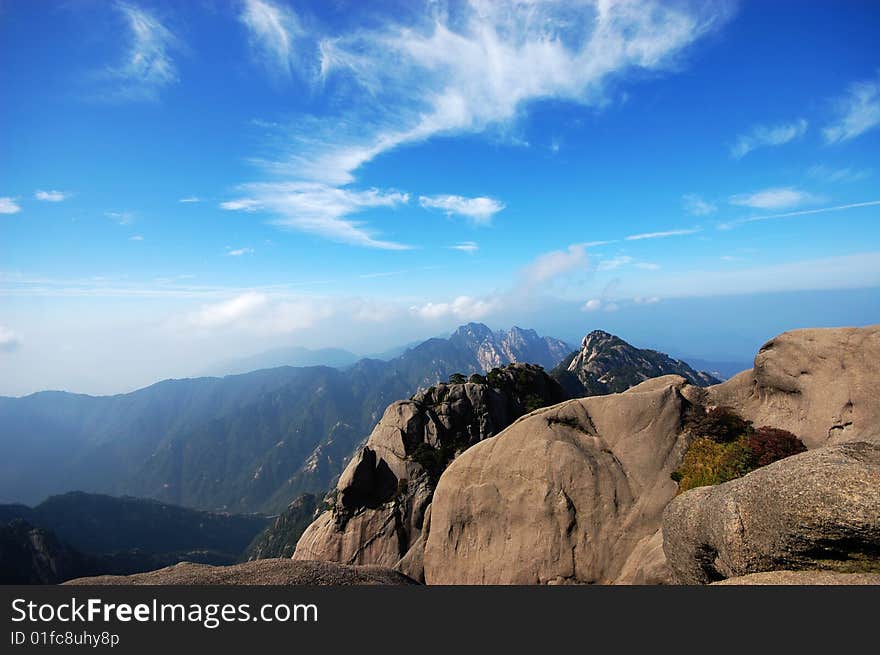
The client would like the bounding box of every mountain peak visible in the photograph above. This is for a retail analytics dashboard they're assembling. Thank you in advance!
[554,330,720,397]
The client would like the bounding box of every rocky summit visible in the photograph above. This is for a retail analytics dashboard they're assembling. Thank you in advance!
[551,330,720,397]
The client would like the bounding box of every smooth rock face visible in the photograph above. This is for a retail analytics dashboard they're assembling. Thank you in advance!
[423,375,693,584]
[293,365,567,568]
[662,442,880,584]
[65,559,417,585]
[708,325,880,448]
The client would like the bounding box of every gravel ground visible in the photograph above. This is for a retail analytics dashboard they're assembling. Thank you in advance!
[64,558,419,585]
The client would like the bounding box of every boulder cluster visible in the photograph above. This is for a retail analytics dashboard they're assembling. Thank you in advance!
[297,325,880,585]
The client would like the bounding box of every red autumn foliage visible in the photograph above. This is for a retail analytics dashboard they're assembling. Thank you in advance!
[745,426,807,467]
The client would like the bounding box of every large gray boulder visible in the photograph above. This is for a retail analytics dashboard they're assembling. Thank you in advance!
[708,325,880,448]
[662,442,880,584]
[423,375,693,584]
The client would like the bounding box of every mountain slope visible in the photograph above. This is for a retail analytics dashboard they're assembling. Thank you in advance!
[551,330,720,396]
[0,324,571,513]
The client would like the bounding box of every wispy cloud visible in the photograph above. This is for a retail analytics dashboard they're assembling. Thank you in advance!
[105,211,135,225]
[806,164,871,184]
[226,247,254,257]
[232,1,732,247]
[221,182,411,250]
[730,119,807,159]
[520,244,589,289]
[449,241,479,253]
[418,195,504,225]
[0,326,21,352]
[625,227,701,241]
[102,2,180,101]
[0,197,21,214]
[240,0,305,79]
[728,187,821,210]
[824,78,880,143]
[721,199,880,228]
[129,235,144,241]
[34,190,71,202]
[597,255,633,271]
[682,193,716,216]
[178,196,201,203]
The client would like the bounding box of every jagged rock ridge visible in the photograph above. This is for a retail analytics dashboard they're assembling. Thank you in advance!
[552,330,720,397]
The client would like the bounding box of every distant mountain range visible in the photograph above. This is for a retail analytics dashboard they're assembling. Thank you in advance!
[0,324,574,513]
[0,492,268,584]
[203,346,360,377]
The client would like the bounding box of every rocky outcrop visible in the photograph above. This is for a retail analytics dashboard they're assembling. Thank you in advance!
[293,364,568,573]
[65,559,417,585]
[552,330,719,397]
[423,375,694,584]
[708,325,880,448]
[662,442,880,584]
[422,325,880,585]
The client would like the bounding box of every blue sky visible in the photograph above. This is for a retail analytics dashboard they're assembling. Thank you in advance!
[1,0,879,395]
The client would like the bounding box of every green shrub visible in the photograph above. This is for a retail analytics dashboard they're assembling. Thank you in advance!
[448,373,467,384]
[672,425,808,493]
[673,437,754,493]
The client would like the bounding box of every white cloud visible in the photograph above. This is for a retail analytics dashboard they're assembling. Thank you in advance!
[185,291,334,333]
[728,187,820,210]
[0,326,21,352]
[178,196,201,203]
[232,1,732,248]
[105,211,135,225]
[806,165,871,184]
[824,78,880,143]
[583,298,603,311]
[636,262,661,270]
[449,241,479,253]
[597,255,633,271]
[34,190,71,202]
[730,119,807,159]
[521,244,589,288]
[129,235,144,241]
[0,197,21,214]
[221,182,411,249]
[410,295,498,321]
[269,0,733,187]
[104,2,180,101]
[418,195,504,224]
[682,193,716,216]
[633,296,660,304]
[625,227,701,241]
[240,0,304,79]
[227,247,254,257]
